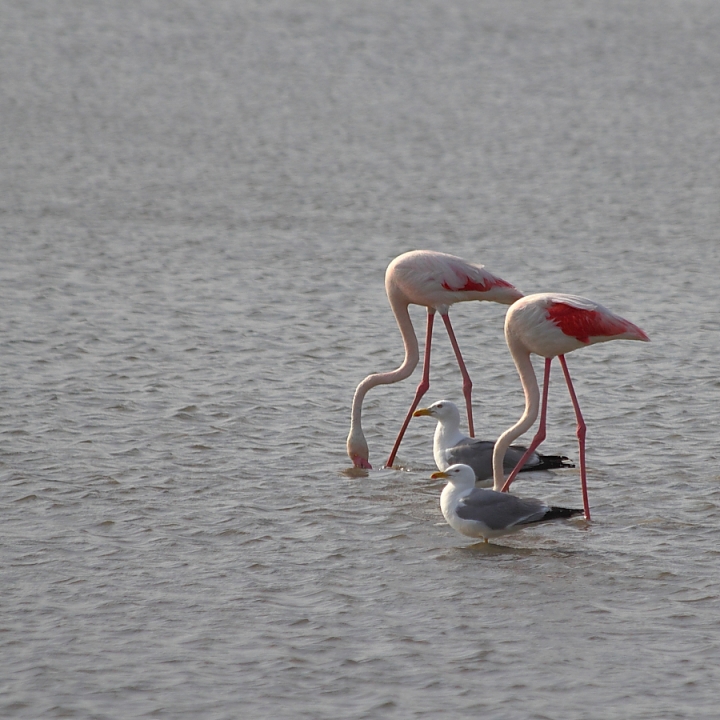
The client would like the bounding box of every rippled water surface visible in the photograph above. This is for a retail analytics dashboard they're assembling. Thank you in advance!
[2,1,720,718]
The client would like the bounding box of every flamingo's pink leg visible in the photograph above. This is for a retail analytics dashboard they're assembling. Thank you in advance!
[385,310,435,468]
[502,357,552,492]
[440,313,474,437]
[559,355,590,520]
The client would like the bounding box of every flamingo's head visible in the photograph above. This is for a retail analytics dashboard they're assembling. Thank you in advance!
[350,455,372,469]
[347,429,372,469]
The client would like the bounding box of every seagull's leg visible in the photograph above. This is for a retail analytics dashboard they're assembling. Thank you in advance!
[440,312,474,437]
[502,358,552,492]
[385,310,435,468]
[559,355,590,520]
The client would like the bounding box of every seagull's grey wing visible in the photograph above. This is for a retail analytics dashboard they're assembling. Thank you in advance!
[445,439,496,482]
[506,444,575,472]
[447,439,539,479]
[503,444,540,471]
[455,489,550,530]
[449,437,491,450]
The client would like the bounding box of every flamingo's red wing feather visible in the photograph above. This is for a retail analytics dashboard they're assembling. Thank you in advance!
[441,272,515,294]
[546,302,634,343]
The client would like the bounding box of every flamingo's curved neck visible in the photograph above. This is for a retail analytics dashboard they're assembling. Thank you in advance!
[347,300,421,460]
[492,339,540,490]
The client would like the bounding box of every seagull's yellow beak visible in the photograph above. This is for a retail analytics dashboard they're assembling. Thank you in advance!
[431,471,449,480]
[413,408,432,417]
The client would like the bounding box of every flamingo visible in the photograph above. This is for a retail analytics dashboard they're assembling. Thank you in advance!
[347,250,523,469]
[491,292,650,519]
[413,399,573,486]
[432,464,583,543]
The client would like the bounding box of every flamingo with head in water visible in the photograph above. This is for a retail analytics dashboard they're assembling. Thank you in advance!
[491,292,650,519]
[347,250,523,469]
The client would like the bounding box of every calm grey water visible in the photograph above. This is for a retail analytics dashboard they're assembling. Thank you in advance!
[2,1,720,718]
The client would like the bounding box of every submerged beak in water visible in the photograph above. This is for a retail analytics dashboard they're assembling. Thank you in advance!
[351,455,373,470]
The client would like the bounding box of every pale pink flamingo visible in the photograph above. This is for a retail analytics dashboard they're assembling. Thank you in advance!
[347,250,523,469]
[491,292,650,519]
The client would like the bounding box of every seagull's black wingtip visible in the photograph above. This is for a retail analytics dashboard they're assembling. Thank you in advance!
[544,506,584,521]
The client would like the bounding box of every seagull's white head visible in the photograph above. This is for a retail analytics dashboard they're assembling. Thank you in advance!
[413,400,461,427]
[431,463,477,490]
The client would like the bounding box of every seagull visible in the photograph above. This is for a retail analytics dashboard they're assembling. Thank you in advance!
[432,464,583,542]
[414,400,573,486]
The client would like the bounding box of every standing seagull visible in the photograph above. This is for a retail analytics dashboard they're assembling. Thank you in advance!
[432,464,583,542]
[492,292,650,519]
[347,250,523,469]
[414,399,573,486]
